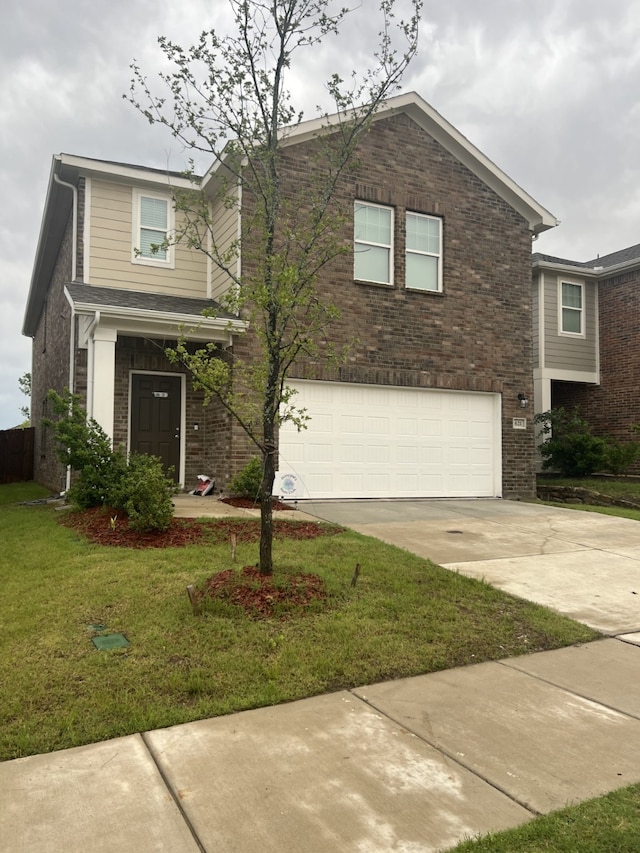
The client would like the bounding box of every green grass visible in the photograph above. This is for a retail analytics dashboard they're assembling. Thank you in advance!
[450,783,640,852]
[539,476,640,502]
[538,476,640,521]
[0,483,598,761]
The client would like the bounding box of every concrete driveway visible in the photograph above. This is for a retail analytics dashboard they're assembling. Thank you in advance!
[302,499,640,636]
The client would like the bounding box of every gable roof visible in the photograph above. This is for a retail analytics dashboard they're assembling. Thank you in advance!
[278,91,558,236]
[204,91,558,237]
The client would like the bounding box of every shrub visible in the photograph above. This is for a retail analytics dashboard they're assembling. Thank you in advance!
[228,457,263,500]
[45,390,125,509]
[45,390,175,529]
[111,453,176,532]
[535,408,608,477]
[602,437,640,476]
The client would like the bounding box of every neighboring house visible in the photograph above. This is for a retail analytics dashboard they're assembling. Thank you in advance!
[532,244,640,446]
[23,91,556,500]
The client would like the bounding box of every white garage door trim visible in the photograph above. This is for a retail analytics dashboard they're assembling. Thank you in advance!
[274,380,502,499]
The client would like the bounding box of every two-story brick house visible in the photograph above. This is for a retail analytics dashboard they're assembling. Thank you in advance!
[23,91,557,499]
[532,244,640,448]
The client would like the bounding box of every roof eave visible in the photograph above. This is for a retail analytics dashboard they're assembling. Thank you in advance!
[532,258,599,279]
[68,295,248,336]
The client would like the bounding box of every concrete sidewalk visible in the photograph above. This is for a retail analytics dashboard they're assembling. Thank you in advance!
[3,638,640,852]
[4,497,640,850]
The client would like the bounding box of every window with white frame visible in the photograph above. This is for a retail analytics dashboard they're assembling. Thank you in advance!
[405,212,442,291]
[354,202,393,285]
[560,281,584,335]
[132,190,173,266]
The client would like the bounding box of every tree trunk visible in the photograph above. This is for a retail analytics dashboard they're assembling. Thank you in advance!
[259,442,276,575]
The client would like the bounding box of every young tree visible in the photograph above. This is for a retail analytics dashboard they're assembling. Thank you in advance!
[18,371,31,423]
[128,0,421,574]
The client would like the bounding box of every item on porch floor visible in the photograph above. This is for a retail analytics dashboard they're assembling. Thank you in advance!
[191,474,215,496]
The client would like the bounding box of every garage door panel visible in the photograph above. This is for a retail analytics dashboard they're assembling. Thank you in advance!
[275,381,501,499]
[397,445,419,463]
[369,417,390,435]
[421,419,443,436]
[307,443,333,463]
[338,444,364,463]
[340,415,365,434]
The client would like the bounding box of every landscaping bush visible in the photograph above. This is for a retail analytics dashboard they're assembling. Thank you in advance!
[535,407,640,477]
[535,408,608,477]
[46,389,175,530]
[602,436,640,476]
[45,390,126,508]
[228,457,263,500]
[110,453,176,532]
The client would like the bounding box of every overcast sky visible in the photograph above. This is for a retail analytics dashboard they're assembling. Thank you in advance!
[1,0,639,429]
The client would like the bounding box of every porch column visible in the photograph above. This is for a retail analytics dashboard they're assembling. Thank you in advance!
[91,327,117,440]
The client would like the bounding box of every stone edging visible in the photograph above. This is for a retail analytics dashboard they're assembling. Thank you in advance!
[536,484,640,510]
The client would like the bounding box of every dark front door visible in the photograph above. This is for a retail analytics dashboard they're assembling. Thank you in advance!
[130,373,181,481]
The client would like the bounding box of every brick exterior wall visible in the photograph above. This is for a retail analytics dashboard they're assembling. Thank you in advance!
[240,112,537,497]
[112,337,239,491]
[31,215,75,492]
[30,111,538,498]
[553,266,640,454]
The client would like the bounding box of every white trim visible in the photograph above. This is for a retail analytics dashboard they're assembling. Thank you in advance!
[83,176,91,283]
[534,367,599,384]
[594,279,600,383]
[65,292,247,346]
[57,153,196,190]
[131,188,175,269]
[354,201,394,285]
[558,278,585,337]
[405,211,443,292]
[127,370,186,487]
[91,326,118,439]
[538,271,545,369]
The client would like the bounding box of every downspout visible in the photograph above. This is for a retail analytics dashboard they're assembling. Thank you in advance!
[54,172,78,492]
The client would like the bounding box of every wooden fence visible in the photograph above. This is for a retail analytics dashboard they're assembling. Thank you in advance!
[0,428,34,483]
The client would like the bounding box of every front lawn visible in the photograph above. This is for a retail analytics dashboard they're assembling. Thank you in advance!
[0,483,598,761]
[451,782,640,852]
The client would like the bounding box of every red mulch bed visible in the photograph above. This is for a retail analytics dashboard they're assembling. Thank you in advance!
[59,507,343,549]
[197,565,327,619]
[60,506,342,618]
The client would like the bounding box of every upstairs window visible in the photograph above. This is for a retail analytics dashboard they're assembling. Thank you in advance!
[132,190,174,267]
[560,281,583,335]
[354,202,393,285]
[405,213,442,292]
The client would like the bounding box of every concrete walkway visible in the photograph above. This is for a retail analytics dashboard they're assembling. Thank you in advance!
[3,498,640,851]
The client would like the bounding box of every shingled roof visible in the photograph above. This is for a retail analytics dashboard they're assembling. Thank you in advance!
[585,243,640,268]
[65,283,237,321]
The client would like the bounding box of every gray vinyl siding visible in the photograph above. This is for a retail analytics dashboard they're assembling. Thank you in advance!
[543,274,597,372]
[532,273,540,369]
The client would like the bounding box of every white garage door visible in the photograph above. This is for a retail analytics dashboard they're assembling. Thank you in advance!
[274,380,501,499]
